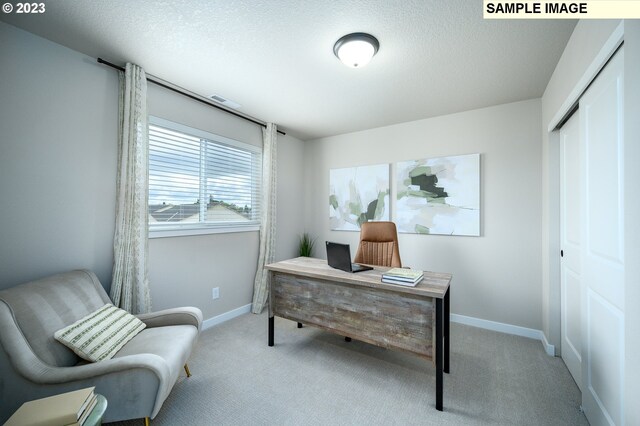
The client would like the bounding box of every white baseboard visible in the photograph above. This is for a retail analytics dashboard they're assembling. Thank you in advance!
[540,332,556,356]
[202,303,252,330]
[451,314,555,356]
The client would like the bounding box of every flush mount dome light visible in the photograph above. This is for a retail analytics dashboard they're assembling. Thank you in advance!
[333,32,379,68]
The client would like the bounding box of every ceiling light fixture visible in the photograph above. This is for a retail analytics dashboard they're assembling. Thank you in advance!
[333,32,379,68]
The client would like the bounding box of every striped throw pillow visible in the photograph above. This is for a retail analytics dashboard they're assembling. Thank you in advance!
[54,304,146,362]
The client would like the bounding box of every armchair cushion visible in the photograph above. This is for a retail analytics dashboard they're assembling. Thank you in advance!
[54,304,146,362]
[0,270,110,367]
[0,270,202,424]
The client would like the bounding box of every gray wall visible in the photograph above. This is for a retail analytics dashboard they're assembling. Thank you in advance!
[274,134,307,260]
[0,22,118,288]
[147,84,305,319]
[0,22,306,323]
[303,99,543,330]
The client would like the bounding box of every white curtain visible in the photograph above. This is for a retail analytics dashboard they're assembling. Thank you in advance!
[251,123,278,313]
[110,63,152,314]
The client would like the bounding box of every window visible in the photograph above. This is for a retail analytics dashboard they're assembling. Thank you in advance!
[148,117,262,236]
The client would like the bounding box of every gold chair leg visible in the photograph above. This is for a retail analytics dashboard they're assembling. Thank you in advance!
[184,363,192,377]
[144,417,150,426]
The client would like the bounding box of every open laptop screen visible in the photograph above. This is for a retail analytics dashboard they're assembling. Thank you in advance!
[325,241,372,273]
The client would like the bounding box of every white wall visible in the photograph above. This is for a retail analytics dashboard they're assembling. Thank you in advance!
[623,20,640,426]
[0,22,118,289]
[304,99,543,330]
[541,19,640,424]
[0,22,306,323]
[540,19,622,353]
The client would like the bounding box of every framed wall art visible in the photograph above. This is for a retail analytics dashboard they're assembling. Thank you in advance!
[396,153,480,236]
[329,163,390,231]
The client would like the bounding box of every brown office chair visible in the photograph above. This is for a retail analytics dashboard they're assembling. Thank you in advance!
[354,221,402,268]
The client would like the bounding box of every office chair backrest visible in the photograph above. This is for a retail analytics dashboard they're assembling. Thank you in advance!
[353,221,402,268]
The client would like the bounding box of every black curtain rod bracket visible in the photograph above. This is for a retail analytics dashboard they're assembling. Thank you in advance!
[97,58,285,136]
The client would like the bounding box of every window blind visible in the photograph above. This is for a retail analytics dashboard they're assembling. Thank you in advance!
[148,118,262,232]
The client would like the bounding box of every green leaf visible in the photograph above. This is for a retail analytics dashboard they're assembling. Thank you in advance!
[299,232,317,257]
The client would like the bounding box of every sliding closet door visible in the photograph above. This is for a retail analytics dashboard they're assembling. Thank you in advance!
[559,112,582,391]
[579,47,625,426]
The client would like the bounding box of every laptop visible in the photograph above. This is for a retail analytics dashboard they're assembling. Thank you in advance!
[325,241,373,273]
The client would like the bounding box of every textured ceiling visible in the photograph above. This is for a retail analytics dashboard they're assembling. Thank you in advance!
[1,1,576,140]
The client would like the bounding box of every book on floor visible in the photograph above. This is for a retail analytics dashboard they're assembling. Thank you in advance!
[5,387,95,426]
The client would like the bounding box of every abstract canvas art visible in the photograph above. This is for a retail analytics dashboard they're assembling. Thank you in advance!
[396,153,480,236]
[329,164,390,231]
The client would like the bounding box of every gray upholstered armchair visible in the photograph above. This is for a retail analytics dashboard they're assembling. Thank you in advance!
[0,270,202,424]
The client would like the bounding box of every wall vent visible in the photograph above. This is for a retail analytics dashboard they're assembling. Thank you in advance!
[209,94,241,110]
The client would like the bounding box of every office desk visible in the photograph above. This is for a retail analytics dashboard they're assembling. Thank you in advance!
[265,257,451,411]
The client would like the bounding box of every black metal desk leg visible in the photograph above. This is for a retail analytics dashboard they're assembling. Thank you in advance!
[436,298,443,411]
[444,288,450,374]
[268,316,274,347]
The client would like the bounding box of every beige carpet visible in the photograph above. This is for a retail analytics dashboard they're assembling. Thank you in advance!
[108,312,587,425]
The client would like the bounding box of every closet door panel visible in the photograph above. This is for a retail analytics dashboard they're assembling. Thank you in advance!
[580,47,624,426]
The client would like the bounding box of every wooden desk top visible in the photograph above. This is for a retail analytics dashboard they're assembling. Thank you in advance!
[266,257,451,299]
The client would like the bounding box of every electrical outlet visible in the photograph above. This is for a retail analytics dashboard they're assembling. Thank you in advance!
[212,287,220,300]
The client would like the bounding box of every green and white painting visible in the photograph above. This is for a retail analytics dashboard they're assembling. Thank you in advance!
[329,164,389,231]
[396,153,480,236]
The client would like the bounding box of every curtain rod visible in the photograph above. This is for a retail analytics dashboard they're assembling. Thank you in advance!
[97,58,285,136]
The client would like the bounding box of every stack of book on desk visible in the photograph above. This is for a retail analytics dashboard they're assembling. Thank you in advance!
[381,268,424,286]
[5,386,97,426]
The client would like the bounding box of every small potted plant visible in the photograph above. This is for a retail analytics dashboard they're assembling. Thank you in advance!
[298,232,317,257]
